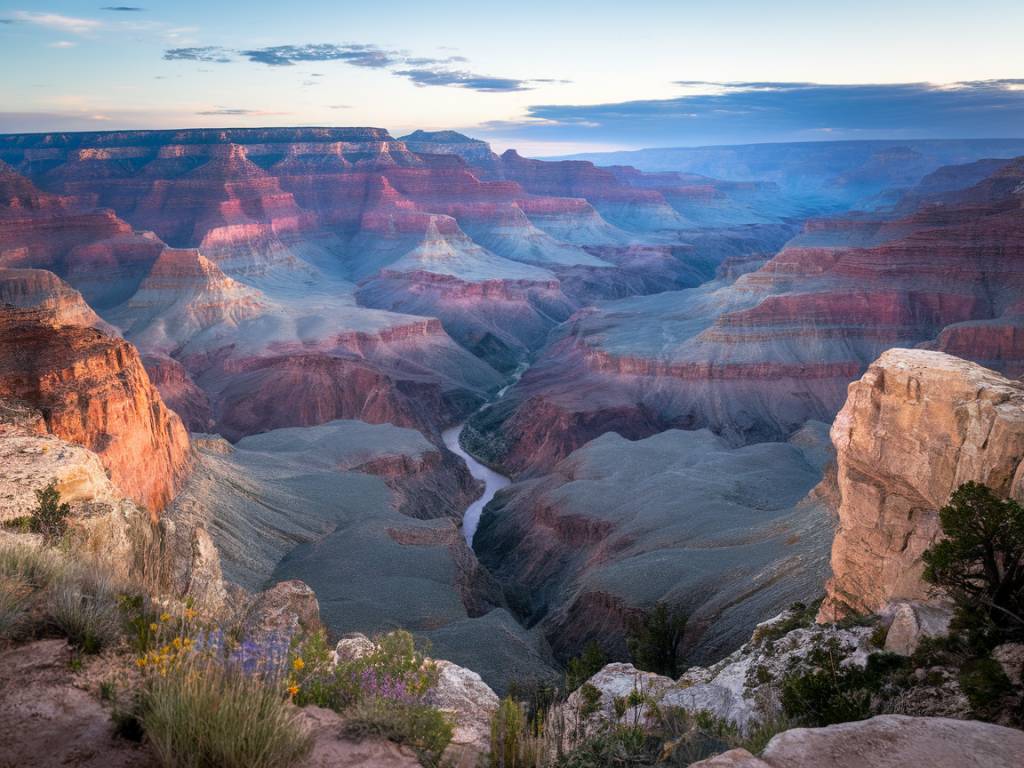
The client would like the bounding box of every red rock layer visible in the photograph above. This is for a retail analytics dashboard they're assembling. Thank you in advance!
[0,307,191,516]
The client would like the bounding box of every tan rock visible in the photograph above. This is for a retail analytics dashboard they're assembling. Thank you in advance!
[992,643,1024,687]
[820,349,1024,620]
[431,659,500,756]
[760,715,1024,768]
[246,579,321,638]
[881,601,953,656]
[690,716,1024,768]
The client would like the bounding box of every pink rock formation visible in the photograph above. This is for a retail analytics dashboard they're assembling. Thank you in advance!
[0,307,192,516]
[819,348,1024,620]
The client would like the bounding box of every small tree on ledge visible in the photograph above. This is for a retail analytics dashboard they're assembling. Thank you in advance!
[922,481,1024,640]
[31,480,71,545]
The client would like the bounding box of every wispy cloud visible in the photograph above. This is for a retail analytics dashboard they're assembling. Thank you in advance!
[47,40,76,48]
[394,68,531,92]
[480,80,1024,147]
[195,107,290,116]
[161,40,565,94]
[239,43,397,68]
[100,5,145,10]
[12,11,102,35]
[164,46,233,63]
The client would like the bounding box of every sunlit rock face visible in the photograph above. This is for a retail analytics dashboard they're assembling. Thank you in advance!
[0,307,191,517]
[819,349,1024,621]
[471,156,1024,476]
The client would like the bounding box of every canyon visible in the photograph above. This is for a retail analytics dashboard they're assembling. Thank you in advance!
[2,127,1024,705]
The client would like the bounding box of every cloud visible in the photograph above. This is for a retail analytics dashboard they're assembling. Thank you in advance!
[394,68,532,92]
[12,11,102,34]
[195,107,291,116]
[163,46,233,63]
[328,104,352,109]
[239,43,397,68]
[161,40,562,94]
[100,5,145,10]
[47,40,76,48]
[480,80,1024,147]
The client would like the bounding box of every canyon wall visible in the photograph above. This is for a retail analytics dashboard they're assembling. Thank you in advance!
[0,307,191,516]
[819,348,1024,620]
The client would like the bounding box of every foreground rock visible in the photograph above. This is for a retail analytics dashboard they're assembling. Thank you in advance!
[692,715,1024,768]
[820,348,1024,620]
[0,640,157,768]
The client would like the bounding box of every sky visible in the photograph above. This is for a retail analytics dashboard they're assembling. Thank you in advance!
[1,1,1023,155]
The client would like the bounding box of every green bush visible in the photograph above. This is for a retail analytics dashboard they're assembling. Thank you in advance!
[343,697,453,767]
[922,482,1024,641]
[46,573,121,654]
[490,696,527,768]
[959,657,1013,718]
[141,657,311,768]
[626,603,687,677]
[779,640,911,727]
[30,481,72,545]
[566,641,607,692]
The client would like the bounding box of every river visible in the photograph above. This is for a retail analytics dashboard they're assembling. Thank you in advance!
[441,363,526,548]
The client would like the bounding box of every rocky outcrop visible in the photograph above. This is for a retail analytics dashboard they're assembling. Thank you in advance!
[691,715,1024,768]
[820,349,1024,620]
[0,308,191,517]
[0,267,115,332]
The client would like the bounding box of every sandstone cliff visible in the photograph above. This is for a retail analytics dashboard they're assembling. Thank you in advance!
[0,307,191,516]
[820,348,1024,620]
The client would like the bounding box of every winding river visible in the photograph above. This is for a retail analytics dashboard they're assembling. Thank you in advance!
[442,364,526,547]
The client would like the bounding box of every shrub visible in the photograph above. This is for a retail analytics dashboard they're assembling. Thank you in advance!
[490,696,537,768]
[343,697,452,767]
[30,481,72,545]
[0,576,30,643]
[46,573,121,653]
[779,640,911,727]
[751,601,820,647]
[626,603,687,678]
[0,540,65,587]
[566,641,607,692]
[140,656,311,768]
[922,482,1024,640]
[959,657,1014,718]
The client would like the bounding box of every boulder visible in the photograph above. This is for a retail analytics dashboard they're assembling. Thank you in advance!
[992,643,1024,687]
[881,601,953,656]
[757,715,1024,768]
[246,579,321,638]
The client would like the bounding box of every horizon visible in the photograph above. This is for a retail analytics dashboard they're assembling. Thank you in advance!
[2,2,1024,154]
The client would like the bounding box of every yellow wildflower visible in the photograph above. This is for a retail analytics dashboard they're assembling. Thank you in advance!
[149,623,158,633]
[135,658,146,668]
[160,612,171,623]
[173,637,183,650]
[288,684,299,697]
[292,657,305,672]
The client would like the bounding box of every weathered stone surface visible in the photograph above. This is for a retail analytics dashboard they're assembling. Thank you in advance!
[245,579,321,638]
[882,601,954,656]
[0,640,158,767]
[992,643,1024,687]
[431,659,500,755]
[820,349,1024,620]
[756,715,1024,768]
